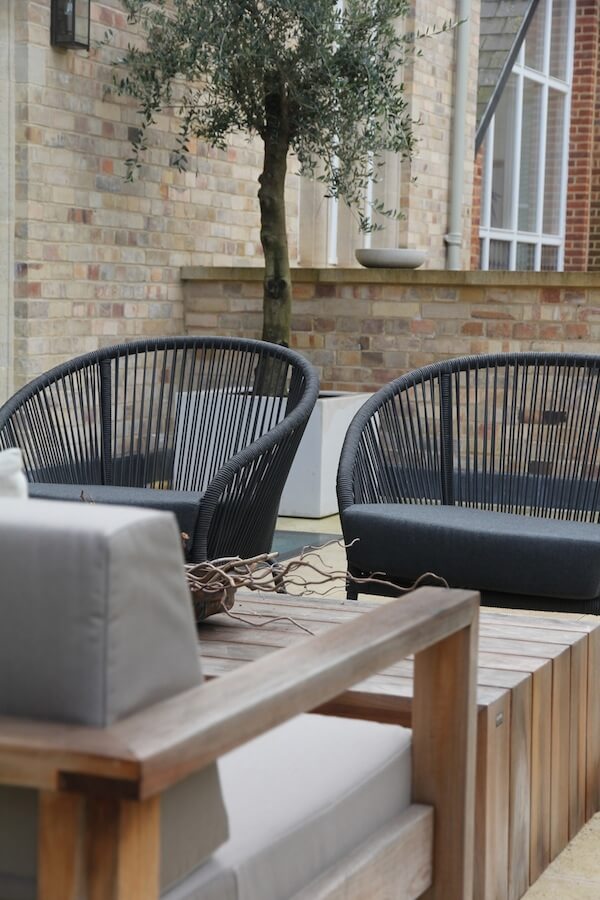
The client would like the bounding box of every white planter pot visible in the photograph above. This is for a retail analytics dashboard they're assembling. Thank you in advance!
[279,391,370,518]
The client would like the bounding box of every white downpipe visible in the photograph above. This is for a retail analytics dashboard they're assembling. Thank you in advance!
[445,0,471,269]
[327,189,339,265]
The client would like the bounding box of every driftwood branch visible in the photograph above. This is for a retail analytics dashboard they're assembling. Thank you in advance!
[186,539,448,624]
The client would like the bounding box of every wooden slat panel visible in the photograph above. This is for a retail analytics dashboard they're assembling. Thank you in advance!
[528,661,553,883]
[586,626,600,818]
[478,670,532,900]
[481,613,599,635]
[568,640,588,838]
[549,649,571,859]
[473,694,511,900]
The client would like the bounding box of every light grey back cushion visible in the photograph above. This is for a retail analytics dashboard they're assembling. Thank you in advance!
[0,498,201,725]
[0,499,229,897]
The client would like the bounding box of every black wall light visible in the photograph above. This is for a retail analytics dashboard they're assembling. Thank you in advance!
[51,0,91,50]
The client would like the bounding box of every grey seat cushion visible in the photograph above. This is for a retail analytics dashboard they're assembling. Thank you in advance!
[27,483,204,554]
[342,502,600,601]
[0,500,229,897]
[165,713,412,900]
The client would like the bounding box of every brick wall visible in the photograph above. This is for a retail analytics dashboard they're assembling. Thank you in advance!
[4,0,297,396]
[565,0,600,270]
[587,0,600,269]
[3,0,478,399]
[183,268,600,391]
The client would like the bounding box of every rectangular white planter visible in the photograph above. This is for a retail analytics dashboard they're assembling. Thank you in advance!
[279,391,370,518]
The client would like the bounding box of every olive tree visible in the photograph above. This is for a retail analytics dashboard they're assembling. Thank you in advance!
[114,0,422,347]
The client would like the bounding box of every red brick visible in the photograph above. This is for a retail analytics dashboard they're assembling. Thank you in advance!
[461,321,483,336]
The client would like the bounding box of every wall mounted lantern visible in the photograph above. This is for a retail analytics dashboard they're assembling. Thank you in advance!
[50,0,90,50]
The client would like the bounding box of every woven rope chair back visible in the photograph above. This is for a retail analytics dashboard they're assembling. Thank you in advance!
[339,353,600,522]
[0,338,319,559]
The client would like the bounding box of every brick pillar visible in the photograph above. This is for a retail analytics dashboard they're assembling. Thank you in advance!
[470,147,483,269]
[588,0,600,269]
[564,0,600,271]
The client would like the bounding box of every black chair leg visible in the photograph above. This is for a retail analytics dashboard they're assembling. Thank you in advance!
[346,578,359,601]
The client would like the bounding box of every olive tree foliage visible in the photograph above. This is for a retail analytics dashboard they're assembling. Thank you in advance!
[114,0,421,347]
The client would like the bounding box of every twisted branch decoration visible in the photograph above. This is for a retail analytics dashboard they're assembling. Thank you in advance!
[186,538,448,628]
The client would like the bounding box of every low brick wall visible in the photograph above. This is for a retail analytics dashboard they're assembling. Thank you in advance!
[182,268,600,392]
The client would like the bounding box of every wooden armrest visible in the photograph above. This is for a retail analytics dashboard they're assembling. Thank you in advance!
[0,586,478,800]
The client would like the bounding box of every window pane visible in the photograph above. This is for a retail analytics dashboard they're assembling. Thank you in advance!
[525,0,546,72]
[75,0,90,45]
[489,240,511,269]
[491,76,518,229]
[550,0,569,80]
[543,89,565,234]
[541,245,559,269]
[517,243,536,269]
[518,79,543,232]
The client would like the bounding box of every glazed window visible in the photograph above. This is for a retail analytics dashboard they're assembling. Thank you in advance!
[479,0,574,271]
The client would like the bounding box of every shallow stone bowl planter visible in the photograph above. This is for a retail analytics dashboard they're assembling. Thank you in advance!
[355,248,426,268]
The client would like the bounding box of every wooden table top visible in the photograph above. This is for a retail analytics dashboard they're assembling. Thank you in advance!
[197,591,597,716]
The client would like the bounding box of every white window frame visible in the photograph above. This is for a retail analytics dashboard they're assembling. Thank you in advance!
[479,0,575,271]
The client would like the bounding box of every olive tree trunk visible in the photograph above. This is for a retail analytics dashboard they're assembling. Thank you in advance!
[258,91,292,349]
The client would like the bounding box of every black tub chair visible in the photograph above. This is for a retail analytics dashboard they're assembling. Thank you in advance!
[338,352,600,613]
[0,337,319,562]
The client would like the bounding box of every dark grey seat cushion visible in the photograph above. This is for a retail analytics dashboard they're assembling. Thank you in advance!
[27,483,204,549]
[342,503,600,601]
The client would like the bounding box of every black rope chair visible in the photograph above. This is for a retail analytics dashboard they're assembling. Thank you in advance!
[0,337,319,562]
[338,352,600,613]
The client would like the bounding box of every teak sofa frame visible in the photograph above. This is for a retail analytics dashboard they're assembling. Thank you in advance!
[0,586,478,900]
